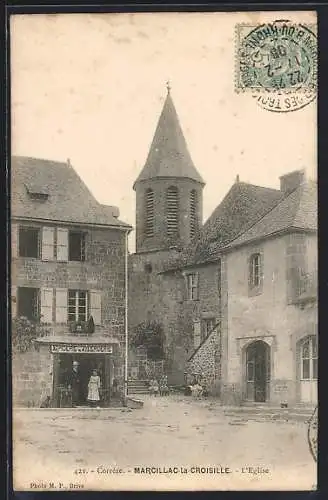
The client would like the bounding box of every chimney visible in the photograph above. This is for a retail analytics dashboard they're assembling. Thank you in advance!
[279,170,305,194]
[110,206,120,218]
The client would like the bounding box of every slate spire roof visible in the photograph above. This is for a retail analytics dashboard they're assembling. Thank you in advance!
[133,89,204,188]
[11,156,131,229]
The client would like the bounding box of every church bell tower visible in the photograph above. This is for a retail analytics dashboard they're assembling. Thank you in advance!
[133,84,205,254]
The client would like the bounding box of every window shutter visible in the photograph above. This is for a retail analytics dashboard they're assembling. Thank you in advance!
[40,288,53,324]
[57,228,68,262]
[55,288,68,324]
[193,321,201,349]
[90,290,101,325]
[11,224,18,258]
[195,273,199,300]
[11,286,17,318]
[42,227,55,261]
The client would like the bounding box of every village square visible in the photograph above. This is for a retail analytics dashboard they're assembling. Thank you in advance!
[11,84,317,489]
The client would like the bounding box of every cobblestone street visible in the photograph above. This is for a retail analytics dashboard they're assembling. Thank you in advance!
[13,396,316,491]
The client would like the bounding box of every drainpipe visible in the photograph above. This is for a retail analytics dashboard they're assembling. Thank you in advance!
[123,229,129,404]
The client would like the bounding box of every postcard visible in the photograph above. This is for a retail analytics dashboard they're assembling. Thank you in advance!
[10,11,317,491]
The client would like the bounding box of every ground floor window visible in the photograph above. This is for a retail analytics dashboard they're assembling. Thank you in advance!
[68,290,88,323]
[301,336,317,380]
[17,287,39,321]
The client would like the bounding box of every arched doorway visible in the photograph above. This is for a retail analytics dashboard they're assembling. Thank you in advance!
[245,340,270,402]
[299,335,317,404]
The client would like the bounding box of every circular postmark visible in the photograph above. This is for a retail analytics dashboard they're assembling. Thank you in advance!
[307,405,317,462]
[237,20,317,112]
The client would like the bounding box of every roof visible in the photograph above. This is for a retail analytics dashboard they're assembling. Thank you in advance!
[226,180,317,249]
[11,156,131,229]
[162,181,283,270]
[133,91,204,188]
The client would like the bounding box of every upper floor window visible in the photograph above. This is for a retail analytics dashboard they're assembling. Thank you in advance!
[69,231,86,261]
[190,189,198,239]
[217,259,222,299]
[187,273,199,301]
[145,188,154,237]
[166,186,179,237]
[18,226,88,262]
[301,336,317,380]
[249,253,262,291]
[19,227,40,258]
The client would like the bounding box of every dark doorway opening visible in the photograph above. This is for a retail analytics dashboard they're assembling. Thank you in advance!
[53,353,113,407]
[245,340,270,402]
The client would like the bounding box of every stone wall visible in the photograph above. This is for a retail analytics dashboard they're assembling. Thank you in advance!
[12,221,126,342]
[185,330,221,395]
[12,344,53,407]
[129,255,225,386]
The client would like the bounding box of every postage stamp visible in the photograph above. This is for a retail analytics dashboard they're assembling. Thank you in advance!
[236,20,317,112]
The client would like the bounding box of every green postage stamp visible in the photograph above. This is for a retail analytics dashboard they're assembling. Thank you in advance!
[235,20,317,112]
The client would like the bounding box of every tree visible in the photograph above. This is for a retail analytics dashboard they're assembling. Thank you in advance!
[12,317,49,353]
[130,321,165,361]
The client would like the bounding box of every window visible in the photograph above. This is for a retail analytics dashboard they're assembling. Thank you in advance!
[69,231,86,261]
[249,253,262,289]
[190,189,198,239]
[145,188,154,237]
[187,273,198,300]
[166,186,179,237]
[68,290,88,323]
[17,287,39,321]
[217,259,222,298]
[19,227,40,258]
[301,336,318,380]
[201,318,216,342]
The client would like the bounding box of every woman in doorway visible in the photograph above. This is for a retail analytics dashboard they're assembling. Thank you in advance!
[87,369,101,408]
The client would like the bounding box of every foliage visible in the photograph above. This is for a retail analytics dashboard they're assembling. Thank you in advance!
[12,316,50,353]
[130,320,165,361]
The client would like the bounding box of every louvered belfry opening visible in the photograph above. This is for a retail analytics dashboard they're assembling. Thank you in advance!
[145,188,154,237]
[190,189,198,238]
[166,186,179,237]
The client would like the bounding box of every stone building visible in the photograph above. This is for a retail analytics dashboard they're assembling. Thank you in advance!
[11,156,131,407]
[129,89,317,406]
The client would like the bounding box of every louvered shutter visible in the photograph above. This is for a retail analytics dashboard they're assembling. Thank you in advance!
[11,286,17,319]
[90,290,101,325]
[11,224,18,258]
[194,273,199,300]
[193,321,201,349]
[57,228,68,262]
[40,288,53,324]
[42,227,55,261]
[55,288,68,323]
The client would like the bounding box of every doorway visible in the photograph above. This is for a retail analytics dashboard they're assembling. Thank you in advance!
[53,353,112,407]
[245,340,270,402]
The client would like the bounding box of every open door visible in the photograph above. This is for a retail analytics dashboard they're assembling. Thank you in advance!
[246,340,270,402]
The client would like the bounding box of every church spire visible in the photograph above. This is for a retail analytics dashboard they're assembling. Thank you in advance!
[133,87,204,189]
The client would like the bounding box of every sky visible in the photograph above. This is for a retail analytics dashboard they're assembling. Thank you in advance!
[11,12,317,251]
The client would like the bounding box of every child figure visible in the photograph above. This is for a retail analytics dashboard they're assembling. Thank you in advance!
[87,369,101,408]
[149,378,159,396]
